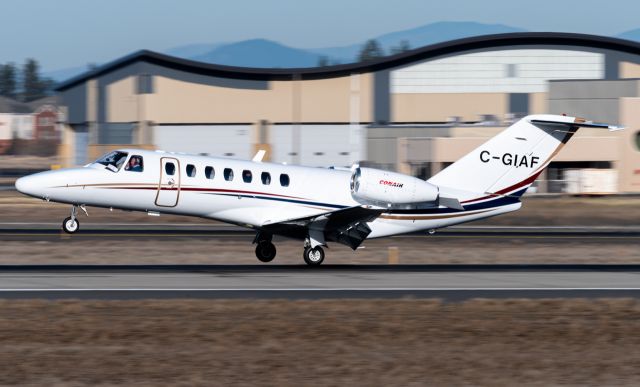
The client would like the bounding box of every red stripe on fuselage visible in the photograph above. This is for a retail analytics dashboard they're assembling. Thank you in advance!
[98,185,307,200]
[460,170,544,204]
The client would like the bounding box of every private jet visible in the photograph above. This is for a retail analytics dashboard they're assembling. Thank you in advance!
[15,114,621,265]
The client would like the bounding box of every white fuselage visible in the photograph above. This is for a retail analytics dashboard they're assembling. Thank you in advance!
[15,149,520,239]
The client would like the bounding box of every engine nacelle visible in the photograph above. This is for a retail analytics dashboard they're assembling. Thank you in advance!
[350,167,439,208]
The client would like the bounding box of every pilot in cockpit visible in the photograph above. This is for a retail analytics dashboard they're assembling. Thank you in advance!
[125,156,143,172]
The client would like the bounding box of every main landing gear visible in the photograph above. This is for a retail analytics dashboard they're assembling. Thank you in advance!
[255,241,277,263]
[254,233,277,263]
[62,205,87,234]
[302,234,325,266]
[253,232,326,266]
[303,246,325,266]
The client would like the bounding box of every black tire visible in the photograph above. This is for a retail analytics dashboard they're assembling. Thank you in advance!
[62,217,80,234]
[255,241,277,263]
[303,246,324,266]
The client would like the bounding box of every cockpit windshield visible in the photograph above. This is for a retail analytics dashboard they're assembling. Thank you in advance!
[94,151,129,172]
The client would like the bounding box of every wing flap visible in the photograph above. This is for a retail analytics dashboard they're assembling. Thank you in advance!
[261,205,384,249]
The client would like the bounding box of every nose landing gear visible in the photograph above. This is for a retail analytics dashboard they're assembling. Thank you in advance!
[62,216,79,234]
[62,205,88,234]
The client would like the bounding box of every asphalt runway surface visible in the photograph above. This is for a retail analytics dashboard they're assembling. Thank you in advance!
[0,223,639,240]
[0,264,638,300]
[0,224,638,299]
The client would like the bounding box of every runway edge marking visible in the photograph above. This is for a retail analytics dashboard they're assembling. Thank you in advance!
[2,287,640,292]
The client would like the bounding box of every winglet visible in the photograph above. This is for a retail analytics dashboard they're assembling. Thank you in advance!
[252,150,266,162]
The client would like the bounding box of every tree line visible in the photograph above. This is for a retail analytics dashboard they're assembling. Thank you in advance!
[0,59,55,103]
[318,39,411,66]
[358,39,410,62]
[4,43,410,94]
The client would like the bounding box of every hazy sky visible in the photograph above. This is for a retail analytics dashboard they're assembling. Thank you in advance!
[2,0,640,70]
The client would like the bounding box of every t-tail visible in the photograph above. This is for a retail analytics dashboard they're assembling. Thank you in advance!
[428,114,623,208]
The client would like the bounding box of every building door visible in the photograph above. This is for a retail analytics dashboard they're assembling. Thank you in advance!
[74,126,89,166]
[155,157,180,207]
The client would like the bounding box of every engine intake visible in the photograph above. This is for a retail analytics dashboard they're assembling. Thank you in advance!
[350,167,439,208]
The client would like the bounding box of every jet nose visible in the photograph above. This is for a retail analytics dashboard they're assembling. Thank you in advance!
[15,175,43,198]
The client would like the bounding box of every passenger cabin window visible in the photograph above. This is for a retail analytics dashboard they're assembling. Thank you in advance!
[224,168,234,181]
[125,155,144,172]
[280,174,290,187]
[261,172,271,185]
[165,162,175,176]
[242,170,252,183]
[205,166,215,179]
[186,164,196,177]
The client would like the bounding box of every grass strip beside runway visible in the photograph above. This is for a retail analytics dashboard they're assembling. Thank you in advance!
[1,298,639,386]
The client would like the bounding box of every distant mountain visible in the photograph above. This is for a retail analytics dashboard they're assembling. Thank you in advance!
[165,21,527,68]
[164,43,224,59]
[309,21,526,63]
[44,21,531,78]
[616,28,640,42]
[191,39,323,68]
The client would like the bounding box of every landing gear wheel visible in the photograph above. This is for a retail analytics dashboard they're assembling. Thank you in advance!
[62,216,79,234]
[303,246,325,266]
[255,241,277,263]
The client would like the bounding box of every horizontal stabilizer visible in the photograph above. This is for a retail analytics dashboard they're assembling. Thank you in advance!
[530,117,623,131]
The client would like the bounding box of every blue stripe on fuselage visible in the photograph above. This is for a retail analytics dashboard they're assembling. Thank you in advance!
[207,193,349,209]
[199,187,525,215]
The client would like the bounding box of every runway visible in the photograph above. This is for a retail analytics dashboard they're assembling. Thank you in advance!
[1,224,638,299]
[0,224,639,241]
[0,264,639,300]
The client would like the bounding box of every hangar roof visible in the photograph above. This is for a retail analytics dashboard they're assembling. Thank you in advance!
[0,96,31,114]
[56,32,640,91]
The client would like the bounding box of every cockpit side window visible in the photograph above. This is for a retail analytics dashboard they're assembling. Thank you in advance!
[124,155,144,172]
[95,151,128,172]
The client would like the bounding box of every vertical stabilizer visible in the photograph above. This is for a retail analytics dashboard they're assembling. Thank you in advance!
[428,115,621,204]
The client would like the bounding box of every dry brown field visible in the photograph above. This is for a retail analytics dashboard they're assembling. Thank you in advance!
[0,299,639,386]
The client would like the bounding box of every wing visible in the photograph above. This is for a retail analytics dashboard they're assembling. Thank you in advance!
[260,206,384,250]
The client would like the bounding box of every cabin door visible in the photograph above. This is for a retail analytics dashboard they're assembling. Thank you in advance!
[155,157,181,207]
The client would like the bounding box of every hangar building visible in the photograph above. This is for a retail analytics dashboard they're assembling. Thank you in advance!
[56,33,640,193]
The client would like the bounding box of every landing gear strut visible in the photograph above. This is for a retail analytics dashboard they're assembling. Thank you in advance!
[254,233,276,263]
[62,205,87,234]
